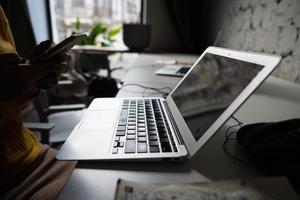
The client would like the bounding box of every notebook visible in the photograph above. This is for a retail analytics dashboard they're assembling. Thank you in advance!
[57,47,281,161]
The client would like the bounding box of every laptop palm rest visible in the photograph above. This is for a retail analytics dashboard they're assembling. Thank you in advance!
[57,110,118,160]
[79,111,117,131]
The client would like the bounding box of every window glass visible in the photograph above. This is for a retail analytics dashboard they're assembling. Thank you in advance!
[51,0,141,45]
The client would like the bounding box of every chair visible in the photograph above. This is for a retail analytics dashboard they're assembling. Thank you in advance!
[25,122,55,144]
[31,90,86,146]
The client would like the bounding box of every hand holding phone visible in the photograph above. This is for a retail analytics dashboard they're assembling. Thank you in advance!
[31,33,87,63]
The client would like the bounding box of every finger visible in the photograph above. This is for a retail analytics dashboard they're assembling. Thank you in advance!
[19,63,68,75]
[29,40,52,61]
[43,63,68,73]
[0,53,21,64]
[49,53,70,64]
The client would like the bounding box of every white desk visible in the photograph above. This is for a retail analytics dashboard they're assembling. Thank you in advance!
[58,53,300,200]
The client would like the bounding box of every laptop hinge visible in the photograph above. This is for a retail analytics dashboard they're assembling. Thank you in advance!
[162,100,185,146]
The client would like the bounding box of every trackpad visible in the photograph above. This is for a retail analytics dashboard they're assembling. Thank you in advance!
[79,110,117,131]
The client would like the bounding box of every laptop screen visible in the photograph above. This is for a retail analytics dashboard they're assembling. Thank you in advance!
[171,53,263,141]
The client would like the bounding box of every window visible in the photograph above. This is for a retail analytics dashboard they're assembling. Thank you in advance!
[50,0,142,46]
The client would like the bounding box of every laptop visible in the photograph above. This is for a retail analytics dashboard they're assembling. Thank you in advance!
[155,65,191,77]
[57,47,281,161]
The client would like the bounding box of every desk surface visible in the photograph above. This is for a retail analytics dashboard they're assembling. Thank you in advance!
[72,44,129,53]
[58,53,300,200]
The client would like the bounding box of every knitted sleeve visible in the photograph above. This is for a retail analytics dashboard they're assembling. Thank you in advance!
[0,5,40,176]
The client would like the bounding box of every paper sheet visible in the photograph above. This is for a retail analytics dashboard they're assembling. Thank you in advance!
[114,177,299,200]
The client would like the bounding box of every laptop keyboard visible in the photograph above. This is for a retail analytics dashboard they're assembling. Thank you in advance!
[176,66,190,75]
[112,99,178,154]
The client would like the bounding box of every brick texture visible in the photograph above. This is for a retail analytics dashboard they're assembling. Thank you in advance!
[209,0,300,83]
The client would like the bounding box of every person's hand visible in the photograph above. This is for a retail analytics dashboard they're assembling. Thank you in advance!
[24,40,68,97]
[0,41,68,101]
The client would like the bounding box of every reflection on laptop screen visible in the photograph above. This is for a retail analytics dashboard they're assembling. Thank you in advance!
[171,53,263,141]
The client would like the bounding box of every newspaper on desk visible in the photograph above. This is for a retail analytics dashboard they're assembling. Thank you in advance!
[114,177,299,200]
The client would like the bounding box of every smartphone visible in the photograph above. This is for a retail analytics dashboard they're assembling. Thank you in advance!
[31,33,87,63]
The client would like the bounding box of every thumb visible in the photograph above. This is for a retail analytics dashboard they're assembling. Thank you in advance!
[29,40,52,61]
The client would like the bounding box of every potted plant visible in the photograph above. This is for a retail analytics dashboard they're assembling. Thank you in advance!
[73,17,120,47]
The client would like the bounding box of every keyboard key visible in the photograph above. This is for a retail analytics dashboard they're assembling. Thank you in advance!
[113,142,118,147]
[150,146,160,153]
[138,127,146,132]
[126,135,135,140]
[162,145,172,152]
[137,143,147,153]
[116,131,125,136]
[159,133,168,138]
[137,132,146,137]
[115,136,120,141]
[127,130,136,135]
[148,127,156,131]
[148,135,158,141]
[117,126,126,131]
[148,131,157,135]
[149,141,159,146]
[112,148,118,154]
[160,138,169,143]
[138,123,145,127]
[127,126,136,130]
[125,140,135,153]
[137,137,147,142]
[118,110,128,125]
[118,141,124,147]
[157,125,165,129]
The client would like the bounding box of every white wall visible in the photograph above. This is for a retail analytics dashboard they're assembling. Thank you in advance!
[208,0,300,83]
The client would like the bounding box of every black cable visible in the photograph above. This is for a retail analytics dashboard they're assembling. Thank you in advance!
[231,116,244,126]
[223,116,254,166]
[119,83,171,97]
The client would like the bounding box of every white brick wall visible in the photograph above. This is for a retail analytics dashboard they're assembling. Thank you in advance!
[210,0,300,83]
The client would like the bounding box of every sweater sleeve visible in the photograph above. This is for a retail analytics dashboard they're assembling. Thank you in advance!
[0,100,40,171]
[0,6,41,174]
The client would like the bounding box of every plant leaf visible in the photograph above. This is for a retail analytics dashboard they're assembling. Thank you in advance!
[75,17,81,32]
[89,23,106,39]
[108,28,121,39]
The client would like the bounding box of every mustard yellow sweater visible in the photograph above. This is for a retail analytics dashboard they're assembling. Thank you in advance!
[0,6,40,176]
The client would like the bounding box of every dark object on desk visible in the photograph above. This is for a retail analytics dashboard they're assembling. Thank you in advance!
[237,118,300,186]
[88,75,118,98]
[123,23,151,51]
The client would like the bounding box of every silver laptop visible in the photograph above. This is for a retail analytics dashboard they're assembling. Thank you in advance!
[57,47,281,161]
